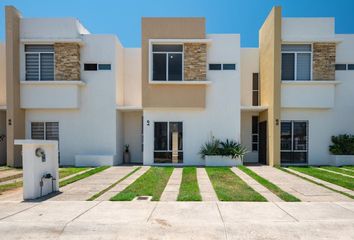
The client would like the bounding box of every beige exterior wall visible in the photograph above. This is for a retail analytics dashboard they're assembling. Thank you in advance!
[6,6,25,167]
[0,44,6,107]
[259,6,282,166]
[54,43,81,80]
[141,18,207,108]
[313,42,336,80]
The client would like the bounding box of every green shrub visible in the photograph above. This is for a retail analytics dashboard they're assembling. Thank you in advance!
[199,137,247,160]
[329,134,354,155]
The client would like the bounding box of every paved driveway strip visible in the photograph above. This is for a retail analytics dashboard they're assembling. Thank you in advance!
[231,167,283,202]
[248,166,352,202]
[49,166,137,201]
[160,168,182,201]
[197,168,218,201]
[0,201,353,239]
[95,166,150,201]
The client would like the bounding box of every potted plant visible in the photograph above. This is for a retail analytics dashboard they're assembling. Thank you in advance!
[199,137,247,166]
[329,134,354,166]
[123,144,131,164]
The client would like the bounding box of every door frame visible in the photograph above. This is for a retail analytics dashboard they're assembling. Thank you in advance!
[258,120,267,165]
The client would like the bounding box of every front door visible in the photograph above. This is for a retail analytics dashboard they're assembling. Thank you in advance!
[258,121,267,164]
[154,122,183,164]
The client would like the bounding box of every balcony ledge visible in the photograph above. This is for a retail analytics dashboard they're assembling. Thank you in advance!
[21,80,86,86]
[149,80,211,85]
[282,80,340,86]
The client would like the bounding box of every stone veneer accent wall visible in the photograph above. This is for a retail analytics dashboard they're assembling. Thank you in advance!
[184,43,207,81]
[54,43,80,80]
[312,43,336,80]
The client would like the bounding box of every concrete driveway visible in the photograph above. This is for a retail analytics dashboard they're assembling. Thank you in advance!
[0,201,353,239]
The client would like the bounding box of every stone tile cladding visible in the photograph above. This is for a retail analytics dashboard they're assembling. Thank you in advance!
[54,43,80,80]
[184,43,207,80]
[312,43,336,80]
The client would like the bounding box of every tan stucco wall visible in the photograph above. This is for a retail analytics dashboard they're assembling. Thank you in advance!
[6,6,24,167]
[141,18,207,108]
[259,6,282,166]
[0,44,6,107]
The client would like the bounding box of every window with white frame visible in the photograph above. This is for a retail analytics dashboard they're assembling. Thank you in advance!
[281,44,312,81]
[31,122,59,141]
[25,45,54,81]
[152,44,183,81]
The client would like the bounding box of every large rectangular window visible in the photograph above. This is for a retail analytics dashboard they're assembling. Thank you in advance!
[281,44,312,81]
[152,44,183,81]
[25,45,54,81]
[154,121,183,163]
[252,116,259,151]
[281,121,308,164]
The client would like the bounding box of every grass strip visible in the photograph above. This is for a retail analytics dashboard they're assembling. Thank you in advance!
[206,167,267,201]
[110,167,173,201]
[0,173,23,183]
[342,166,354,172]
[59,167,90,179]
[59,166,110,187]
[278,167,354,200]
[87,167,141,201]
[289,166,354,191]
[177,167,202,201]
[320,166,354,177]
[239,166,300,202]
[0,181,23,195]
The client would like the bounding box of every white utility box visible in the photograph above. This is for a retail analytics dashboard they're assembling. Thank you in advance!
[15,140,59,200]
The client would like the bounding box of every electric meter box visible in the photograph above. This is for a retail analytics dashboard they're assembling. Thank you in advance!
[15,140,59,200]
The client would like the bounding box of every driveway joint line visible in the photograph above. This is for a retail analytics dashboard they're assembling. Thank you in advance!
[146,202,158,223]
[0,202,40,221]
[216,202,229,240]
[272,201,299,222]
[333,202,354,213]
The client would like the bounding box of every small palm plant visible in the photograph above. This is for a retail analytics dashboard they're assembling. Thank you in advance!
[220,139,248,160]
[199,136,221,159]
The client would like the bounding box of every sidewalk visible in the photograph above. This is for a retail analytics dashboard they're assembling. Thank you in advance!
[0,201,353,239]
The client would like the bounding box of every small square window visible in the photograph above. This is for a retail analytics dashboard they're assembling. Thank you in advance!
[252,143,258,151]
[84,63,98,71]
[223,64,236,70]
[209,64,221,70]
[348,64,354,70]
[335,64,347,71]
[98,64,111,70]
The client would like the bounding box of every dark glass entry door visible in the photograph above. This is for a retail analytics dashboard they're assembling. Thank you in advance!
[281,121,308,164]
[258,121,267,164]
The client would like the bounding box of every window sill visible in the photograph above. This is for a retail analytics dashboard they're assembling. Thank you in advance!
[282,80,340,85]
[21,80,86,86]
[149,80,211,85]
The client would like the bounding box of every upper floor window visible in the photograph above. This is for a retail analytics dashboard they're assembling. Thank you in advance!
[252,73,259,106]
[152,44,183,81]
[25,45,54,81]
[281,44,312,81]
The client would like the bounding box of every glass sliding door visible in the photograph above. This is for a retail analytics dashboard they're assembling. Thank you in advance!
[154,121,183,163]
[281,121,308,164]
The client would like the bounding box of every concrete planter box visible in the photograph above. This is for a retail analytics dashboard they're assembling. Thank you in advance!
[204,155,242,167]
[331,155,354,166]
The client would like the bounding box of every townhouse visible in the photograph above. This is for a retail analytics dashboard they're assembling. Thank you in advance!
[0,6,353,167]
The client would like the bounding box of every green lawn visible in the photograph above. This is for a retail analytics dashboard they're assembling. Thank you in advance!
[111,167,173,201]
[59,166,110,187]
[0,181,23,195]
[206,167,267,201]
[87,167,141,201]
[342,166,354,171]
[289,166,354,191]
[321,166,354,177]
[177,167,202,201]
[59,167,90,179]
[239,166,300,202]
[0,172,23,183]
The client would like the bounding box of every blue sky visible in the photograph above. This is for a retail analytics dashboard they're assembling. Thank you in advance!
[1,0,354,47]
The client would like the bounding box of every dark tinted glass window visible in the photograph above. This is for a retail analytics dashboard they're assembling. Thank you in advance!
[154,122,168,150]
[168,53,182,80]
[209,64,222,70]
[84,64,97,71]
[40,53,54,80]
[252,116,259,134]
[335,64,347,70]
[153,53,167,80]
[282,53,295,80]
[252,93,259,107]
[281,122,292,151]
[98,64,111,70]
[169,122,183,151]
[152,44,183,52]
[223,64,236,70]
[252,73,259,90]
[348,64,354,70]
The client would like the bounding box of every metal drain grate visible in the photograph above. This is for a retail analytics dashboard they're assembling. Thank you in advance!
[133,196,152,201]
